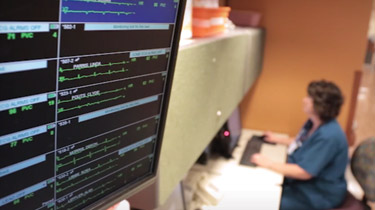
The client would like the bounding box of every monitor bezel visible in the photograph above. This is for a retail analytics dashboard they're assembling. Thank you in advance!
[82,1,187,209]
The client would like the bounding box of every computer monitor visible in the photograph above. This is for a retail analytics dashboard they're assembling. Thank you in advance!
[0,0,186,209]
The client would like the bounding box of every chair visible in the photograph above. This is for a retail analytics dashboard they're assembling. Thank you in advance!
[350,137,375,208]
[332,192,369,210]
[332,137,375,210]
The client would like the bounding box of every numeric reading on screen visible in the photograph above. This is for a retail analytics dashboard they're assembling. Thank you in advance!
[0,0,180,209]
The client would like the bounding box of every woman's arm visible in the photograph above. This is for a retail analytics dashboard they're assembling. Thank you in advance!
[264,131,295,146]
[251,154,312,180]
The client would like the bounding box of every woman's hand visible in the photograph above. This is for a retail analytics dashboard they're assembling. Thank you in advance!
[264,131,280,144]
[251,154,313,180]
[264,131,294,146]
[250,153,273,168]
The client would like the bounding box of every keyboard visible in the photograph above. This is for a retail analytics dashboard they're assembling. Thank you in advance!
[239,135,275,167]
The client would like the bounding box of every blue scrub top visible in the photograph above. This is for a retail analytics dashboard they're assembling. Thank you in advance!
[283,119,348,209]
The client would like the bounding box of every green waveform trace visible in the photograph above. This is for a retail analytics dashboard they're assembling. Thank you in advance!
[56,141,120,171]
[57,158,119,187]
[62,7,136,16]
[59,61,129,73]
[57,164,118,193]
[65,0,137,6]
[58,179,116,210]
[58,95,125,113]
[59,68,128,83]
[58,87,126,104]
[57,137,119,162]
[66,186,114,210]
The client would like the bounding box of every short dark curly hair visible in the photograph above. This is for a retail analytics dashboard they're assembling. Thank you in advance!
[307,80,344,122]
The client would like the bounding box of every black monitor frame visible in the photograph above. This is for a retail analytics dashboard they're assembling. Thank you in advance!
[83,1,187,209]
[0,0,186,209]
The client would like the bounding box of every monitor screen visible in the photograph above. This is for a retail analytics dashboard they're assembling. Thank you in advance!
[0,1,185,209]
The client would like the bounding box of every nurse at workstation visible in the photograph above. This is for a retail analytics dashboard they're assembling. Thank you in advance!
[251,80,348,210]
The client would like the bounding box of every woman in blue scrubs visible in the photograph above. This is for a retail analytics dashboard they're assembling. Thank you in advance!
[251,80,348,210]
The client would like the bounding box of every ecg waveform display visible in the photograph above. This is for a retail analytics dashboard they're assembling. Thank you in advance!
[57,73,165,119]
[61,0,178,23]
[60,23,173,57]
[56,157,152,210]
[55,139,155,197]
[56,117,158,172]
[57,96,162,147]
[58,51,169,90]
[0,0,181,209]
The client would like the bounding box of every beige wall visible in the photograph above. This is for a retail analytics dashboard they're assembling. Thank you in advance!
[228,0,373,135]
